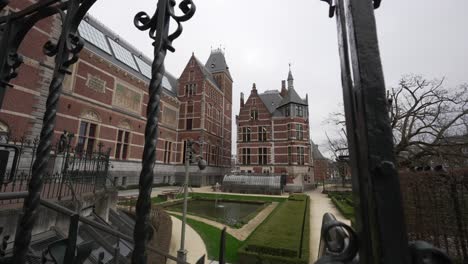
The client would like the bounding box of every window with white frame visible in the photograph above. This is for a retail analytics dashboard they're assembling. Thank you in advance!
[115,129,130,160]
[296,124,303,140]
[258,147,268,165]
[77,121,98,155]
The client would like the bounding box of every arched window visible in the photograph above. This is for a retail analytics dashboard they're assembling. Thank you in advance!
[78,110,101,154]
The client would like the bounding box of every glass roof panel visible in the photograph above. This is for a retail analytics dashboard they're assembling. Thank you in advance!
[107,38,139,71]
[134,55,152,79]
[78,21,112,54]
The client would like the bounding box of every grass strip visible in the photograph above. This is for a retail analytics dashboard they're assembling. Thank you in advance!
[171,214,243,263]
[239,194,310,263]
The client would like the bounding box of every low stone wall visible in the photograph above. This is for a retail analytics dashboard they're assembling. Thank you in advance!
[148,206,173,264]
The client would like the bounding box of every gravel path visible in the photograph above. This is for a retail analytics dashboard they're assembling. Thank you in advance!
[305,187,350,263]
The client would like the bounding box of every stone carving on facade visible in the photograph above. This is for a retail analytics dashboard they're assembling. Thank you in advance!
[119,119,132,130]
[85,74,106,93]
[80,109,101,122]
[113,83,142,113]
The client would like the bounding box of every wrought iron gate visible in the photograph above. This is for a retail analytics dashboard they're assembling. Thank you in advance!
[0,0,457,263]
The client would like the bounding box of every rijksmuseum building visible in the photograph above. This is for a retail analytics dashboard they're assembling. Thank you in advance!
[0,10,232,186]
[236,70,327,191]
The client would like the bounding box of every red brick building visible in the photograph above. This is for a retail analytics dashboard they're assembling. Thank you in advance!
[236,69,315,191]
[311,141,329,182]
[0,8,231,186]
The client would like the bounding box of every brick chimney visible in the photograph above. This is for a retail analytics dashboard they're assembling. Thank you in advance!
[240,92,244,107]
[280,80,287,97]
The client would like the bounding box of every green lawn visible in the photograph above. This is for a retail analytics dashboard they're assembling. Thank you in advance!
[238,194,310,264]
[171,214,243,263]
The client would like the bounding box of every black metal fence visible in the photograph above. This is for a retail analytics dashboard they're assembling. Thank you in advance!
[0,133,111,206]
[400,170,468,262]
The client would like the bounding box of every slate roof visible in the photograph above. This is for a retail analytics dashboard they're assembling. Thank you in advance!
[310,140,326,160]
[194,57,220,89]
[205,49,233,81]
[258,91,283,114]
[278,87,308,107]
[78,15,178,95]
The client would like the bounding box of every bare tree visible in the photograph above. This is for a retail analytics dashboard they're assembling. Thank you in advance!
[325,75,468,168]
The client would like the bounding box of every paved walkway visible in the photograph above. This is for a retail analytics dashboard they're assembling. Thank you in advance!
[305,187,350,263]
[167,215,207,264]
[168,202,278,241]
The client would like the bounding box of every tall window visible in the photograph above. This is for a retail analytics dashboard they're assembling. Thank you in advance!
[288,146,292,164]
[296,124,303,140]
[250,109,258,120]
[258,126,267,141]
[77,121,98,154]
[188,70,194,81]
[287,124,292,139]
[258,147,268,165]
[298,146,305,165]
[186,119,193,130]
[211,145,216,165]
[242,148,251,165]
[164,141,172,164]
[242,127,251,142]
[115,130,130,159]
[285,106,290,117]
[185,84,196,96]
[207,103,212,117]
[296,105,303,117]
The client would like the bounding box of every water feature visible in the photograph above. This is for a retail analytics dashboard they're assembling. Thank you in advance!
[166,199,265,226]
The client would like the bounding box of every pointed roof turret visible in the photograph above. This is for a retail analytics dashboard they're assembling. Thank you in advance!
[278,86,307,107]
[205,48,232,81]
[287,63,294,89]
[287,63,294,81]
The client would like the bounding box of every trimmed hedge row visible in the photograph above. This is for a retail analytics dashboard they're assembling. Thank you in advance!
[328,192,355,225]
[238,250,308,264]
[246,244,298,258]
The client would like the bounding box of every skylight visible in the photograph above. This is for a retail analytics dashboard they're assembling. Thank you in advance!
[107,37,139,71]
[134,55,152,79]
[78,21,112,55]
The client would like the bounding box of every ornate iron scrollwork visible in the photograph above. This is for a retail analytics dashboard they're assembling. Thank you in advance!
[131,0,195,263]
[315,218,359,264]
[11,1,96,263]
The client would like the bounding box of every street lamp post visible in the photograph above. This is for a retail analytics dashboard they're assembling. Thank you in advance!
[177,139,206,263]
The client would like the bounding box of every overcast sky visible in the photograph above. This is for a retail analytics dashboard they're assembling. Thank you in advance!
[89,0,468,157]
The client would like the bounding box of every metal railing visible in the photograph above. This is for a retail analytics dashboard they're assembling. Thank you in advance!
[0,134,111,206]
[0,192,197,264]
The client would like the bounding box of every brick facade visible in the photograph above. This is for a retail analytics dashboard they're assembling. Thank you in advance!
[236,72,315,191]
[0,5,231,187]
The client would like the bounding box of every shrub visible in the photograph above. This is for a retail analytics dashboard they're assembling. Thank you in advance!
[246,244,298,258]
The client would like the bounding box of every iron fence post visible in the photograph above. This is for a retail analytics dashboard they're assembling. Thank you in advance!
[64,213,79,262]
[132,1,195,263]
[219,227,226,264]
[322,0,410,262]
[11,0,97,262]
